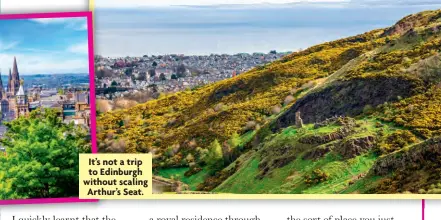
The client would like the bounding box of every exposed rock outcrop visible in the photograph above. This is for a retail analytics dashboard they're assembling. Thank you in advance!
[335,136,376,159]
[299,126,354,145]
[313,116,356,129]
[302,145,332,161]
[301,134,376,161]
[274,76,420,130]
[381,10,441,37]
[258,144,300,177]
[369,137,441,176]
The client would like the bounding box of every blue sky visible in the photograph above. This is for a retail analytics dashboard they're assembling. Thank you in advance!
[96,0,441,7]
[95,0,440,56]
[0,17,88,75]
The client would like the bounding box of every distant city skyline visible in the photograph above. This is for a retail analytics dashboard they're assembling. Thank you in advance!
[0,17,89,75]
[95,4,440,57]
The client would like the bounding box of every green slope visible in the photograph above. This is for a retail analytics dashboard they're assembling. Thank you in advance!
[98,9,441,194]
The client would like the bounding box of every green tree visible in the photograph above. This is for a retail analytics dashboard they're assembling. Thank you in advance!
[228,132,241,150]
[148,69,156,78]
[159,73,167,81]
[171,74,178,80]
[124,67,133,76]
[176,64,187,78]
[111,81,118,87]
[204,139,223,173]
[136,72,147,81]
[223,132,242,164]
[0,108,90,199]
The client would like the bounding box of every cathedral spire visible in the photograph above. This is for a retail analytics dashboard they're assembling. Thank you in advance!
[12,57,20,93]
[12,56,19,80]
[6,57,20,95]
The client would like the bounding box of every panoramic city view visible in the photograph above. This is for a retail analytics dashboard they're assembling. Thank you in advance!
[0,15,91,199]
[0,57,91,141]
[95,52,290,108]
[95,0,441,195]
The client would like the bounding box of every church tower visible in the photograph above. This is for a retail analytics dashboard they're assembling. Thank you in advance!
[14,79,29,118]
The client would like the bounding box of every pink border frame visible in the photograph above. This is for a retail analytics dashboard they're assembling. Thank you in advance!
[0,11,98,205]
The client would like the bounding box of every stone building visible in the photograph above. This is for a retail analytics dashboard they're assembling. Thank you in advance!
[14,79,30,119]
[72,92,91,127]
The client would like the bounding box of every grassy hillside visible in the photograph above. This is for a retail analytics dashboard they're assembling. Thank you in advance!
[97,9,441,194]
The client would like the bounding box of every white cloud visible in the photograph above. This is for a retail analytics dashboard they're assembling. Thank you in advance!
[95,0,441,7]
[0,40,19,51]
[67,42,89,54]
[96,0,348,7]
[30,17,74,24]
[30,17,88,31]
[20,48,63,53]
[0,53,88,75]
[356,0,441,6]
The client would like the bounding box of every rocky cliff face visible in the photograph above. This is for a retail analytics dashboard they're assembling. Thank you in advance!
[274,76,419,130]
[381,10,441,37]
[336,136,376,159]
[298,127,354,145]
[302,135,376,161]
[370,137,441,176]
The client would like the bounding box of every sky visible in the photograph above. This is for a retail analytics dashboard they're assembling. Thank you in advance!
[97,0,343,7]
[96,0,441,7]
[94,1,441,57]
[0,17,89,75]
